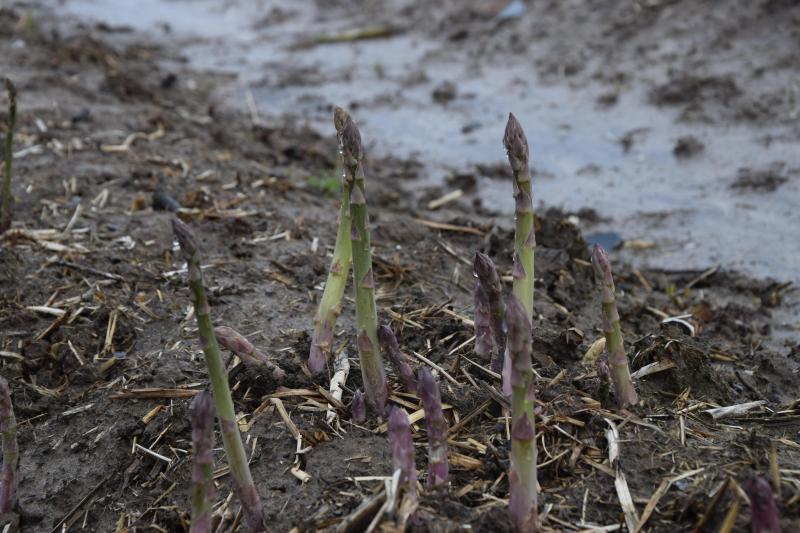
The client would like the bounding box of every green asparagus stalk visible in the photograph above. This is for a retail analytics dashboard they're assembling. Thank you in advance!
[190,391,215,533]
[172,219,266,532]
[1,79,17,233]
[503,113,535,322]
[591,245,638,408]
[340,114,387,414]
[0,377,17,514]
[506,296,537,531]
[308,107,354,374]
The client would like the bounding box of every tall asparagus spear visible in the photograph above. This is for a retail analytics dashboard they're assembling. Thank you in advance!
[340,115,387,414]
[590,245,638,408]
[503,113,535,321]
[308,107,354,374]
[172,219,266,532]
[0,377,17,514]
[1,78,17,233]
[506,296,537,531]
[190,391,215,533]
[473,252,506,373]
[417,368,449,488]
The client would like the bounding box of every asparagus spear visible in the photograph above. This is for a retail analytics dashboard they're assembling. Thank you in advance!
[387,407,417,497]
[308,107,354,374]
[190,391,215,533]
[473,252,506,373]
[417,368,449,488]
[214,325,286,381]
[351,389,366,424]
[590,245,638,408]
[172,219,266,532]
[0,377,17,514]
[506,296,537,531]
[474,283,493,360]
[340,115,387,414]
[744,475,781,533]
[1,78,17,233]
[503,113,535,321]
[378,325,418,394]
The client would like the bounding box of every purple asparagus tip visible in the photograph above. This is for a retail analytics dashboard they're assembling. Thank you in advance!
[351,389,367,424]
[591,244,612,281]
[473,252,496,281]
[172,217,199,258]
[214,326,286,380]
[341,118,363,168]
[503,113,529,172]
[378,325,418,394]
[387,407,417,496]
[417,367,449,488]
[744,475,782,533]
[333,106,350,137]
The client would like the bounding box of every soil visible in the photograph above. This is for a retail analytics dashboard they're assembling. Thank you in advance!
[1,2,799,532]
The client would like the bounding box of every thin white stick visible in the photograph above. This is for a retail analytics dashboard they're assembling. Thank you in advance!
[327,350,350,424]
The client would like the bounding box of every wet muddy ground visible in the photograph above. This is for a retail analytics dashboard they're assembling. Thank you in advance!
[1,1,799,532]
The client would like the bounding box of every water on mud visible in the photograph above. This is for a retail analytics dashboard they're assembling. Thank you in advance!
[58,0,800,291]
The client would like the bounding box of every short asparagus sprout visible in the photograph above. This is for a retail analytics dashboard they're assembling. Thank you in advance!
[506,296,537,531]
[351,389,366,424]
[590,245,638,408]
[1,78,17,233]
[0,377,17,514]
[190,391,215,533]
[473,252,506,373]
[744,475,781,533]
[172,219,266,532]
[214,325,286,381]
[340,114,387,414]
[387,407,417,497]
[474,283,493,360]
[417,368,449,488]
[378,325,418,394]
[308,107,354,374]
